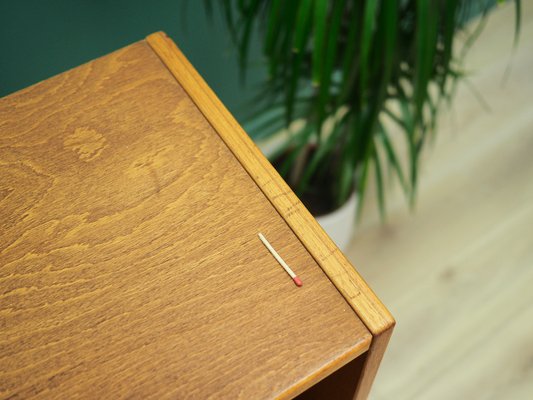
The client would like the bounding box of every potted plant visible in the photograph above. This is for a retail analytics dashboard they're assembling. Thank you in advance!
[209,0,520,248]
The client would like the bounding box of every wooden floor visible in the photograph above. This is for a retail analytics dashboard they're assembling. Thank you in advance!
[346,4,533,400]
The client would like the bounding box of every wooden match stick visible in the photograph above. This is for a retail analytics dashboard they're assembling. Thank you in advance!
[258,233,303,287]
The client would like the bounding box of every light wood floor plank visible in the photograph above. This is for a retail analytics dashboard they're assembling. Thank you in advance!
[345,3,533,399]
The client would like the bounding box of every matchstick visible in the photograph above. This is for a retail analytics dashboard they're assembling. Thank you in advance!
[258,233,303,287]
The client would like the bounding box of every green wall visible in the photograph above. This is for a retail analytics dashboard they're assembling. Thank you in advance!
[0,0,265,121]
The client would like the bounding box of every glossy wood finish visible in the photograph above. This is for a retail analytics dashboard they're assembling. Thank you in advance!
[147,32,394,399]
[0,42,371,399]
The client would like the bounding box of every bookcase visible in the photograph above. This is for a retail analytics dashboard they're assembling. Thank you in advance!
[0,32,394,399]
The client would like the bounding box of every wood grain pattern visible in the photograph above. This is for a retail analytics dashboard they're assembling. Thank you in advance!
[295,353,366,400]
[0,42,371,399]
[352,328,393,400]
[146,32,394,399]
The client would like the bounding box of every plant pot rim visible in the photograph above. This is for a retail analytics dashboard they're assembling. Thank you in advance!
[315,191,358,251]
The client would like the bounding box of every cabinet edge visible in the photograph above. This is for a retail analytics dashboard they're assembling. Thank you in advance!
[145,31,395,398]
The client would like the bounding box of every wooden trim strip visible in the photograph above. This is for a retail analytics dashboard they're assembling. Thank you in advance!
[146,32,395,399]
[352,325,394,399]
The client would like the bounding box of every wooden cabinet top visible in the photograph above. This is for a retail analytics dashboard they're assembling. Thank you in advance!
[0,33,393,399]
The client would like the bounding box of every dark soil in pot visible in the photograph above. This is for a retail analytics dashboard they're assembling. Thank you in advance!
[271,147,350,217]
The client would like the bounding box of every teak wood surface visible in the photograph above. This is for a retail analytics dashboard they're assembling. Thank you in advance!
[146,32,395,400]
[0,39,377,399]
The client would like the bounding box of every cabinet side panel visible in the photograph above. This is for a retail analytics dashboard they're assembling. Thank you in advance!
[353,327,394,400]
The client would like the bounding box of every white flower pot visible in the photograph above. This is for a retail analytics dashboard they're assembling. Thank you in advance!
[315,192,358,251]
